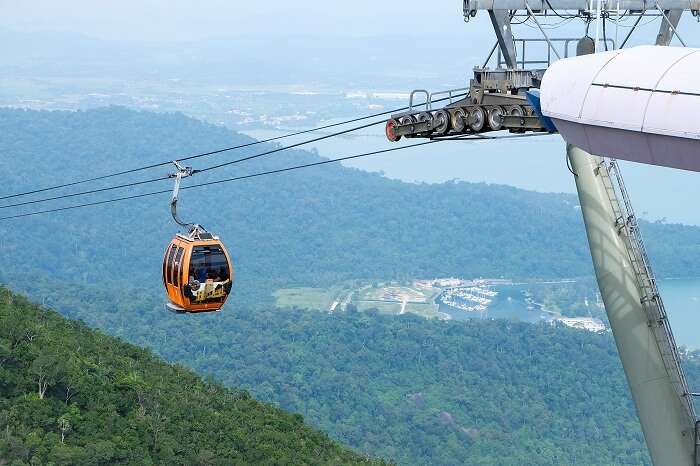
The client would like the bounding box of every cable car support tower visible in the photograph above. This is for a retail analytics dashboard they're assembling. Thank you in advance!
[387,2,700,464]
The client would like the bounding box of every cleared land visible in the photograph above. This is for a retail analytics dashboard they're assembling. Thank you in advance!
[273,287,341,311]
[275,281,448,319]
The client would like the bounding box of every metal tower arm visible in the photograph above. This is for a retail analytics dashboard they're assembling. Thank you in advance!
[489,10,518,68]
[656,9,684,45]
[568,145,697,466]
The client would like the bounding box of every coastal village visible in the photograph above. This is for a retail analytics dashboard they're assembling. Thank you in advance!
[275,277,607,333]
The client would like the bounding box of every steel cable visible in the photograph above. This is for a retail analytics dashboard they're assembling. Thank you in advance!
[0,94,466,201]
[0,132,550,221]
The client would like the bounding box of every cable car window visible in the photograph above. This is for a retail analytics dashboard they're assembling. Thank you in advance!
[173,247,184,287]
[162,245,171,286]
[189,246,230,282]
[165,244,177,285]
[187,245,230,304]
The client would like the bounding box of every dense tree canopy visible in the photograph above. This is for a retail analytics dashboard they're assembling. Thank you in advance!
[145,306,700,466]
[0,287,383,465]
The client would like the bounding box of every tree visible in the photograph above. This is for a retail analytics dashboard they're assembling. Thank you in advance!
[57,416,70,444]
[57,405,80,444]
[30,355,61,400]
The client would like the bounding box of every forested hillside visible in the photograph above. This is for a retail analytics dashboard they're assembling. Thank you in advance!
[0,287,381,465]
[170,308,663,465]
[3,107,700,465]
[1,106,700,299]
[8,284,700,465]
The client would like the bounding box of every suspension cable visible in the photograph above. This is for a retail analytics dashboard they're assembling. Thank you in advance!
[0,141,441,220]
[0,94,466,202]
[193,120,380,174]
[0,118,385,210]
[0,132,550,221]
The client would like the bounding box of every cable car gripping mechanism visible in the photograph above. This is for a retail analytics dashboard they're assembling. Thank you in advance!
[168,161,207,236]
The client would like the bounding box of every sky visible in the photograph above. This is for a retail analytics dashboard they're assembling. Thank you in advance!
[1,0,697,54]
[2,0,697,48]
[0,0,472,40]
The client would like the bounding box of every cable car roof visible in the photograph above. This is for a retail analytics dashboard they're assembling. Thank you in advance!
[541,46,700,171]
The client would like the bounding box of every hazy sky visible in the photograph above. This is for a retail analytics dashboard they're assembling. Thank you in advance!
[0,0,471,40]
[2,0,697,46]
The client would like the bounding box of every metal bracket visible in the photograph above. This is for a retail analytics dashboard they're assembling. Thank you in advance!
[524,1,562,60]
[409,90,431,112]
[168,161,197,230]
[169,161,194,180]
[489,10,518,68]
[655,6,686,46]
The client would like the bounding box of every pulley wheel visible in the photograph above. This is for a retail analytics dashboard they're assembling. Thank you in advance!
[507,105,524,117]
[469,107,486,132]
[399,115,416,134]
[416,112,433,131]
[451,108,467,133]
[385,119,401,142]
[487,106,505,131]
[432,110,450,135]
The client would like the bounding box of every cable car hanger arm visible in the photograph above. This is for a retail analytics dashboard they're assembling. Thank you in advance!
[169,161,198,230]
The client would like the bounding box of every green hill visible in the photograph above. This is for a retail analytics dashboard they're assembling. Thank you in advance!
[0,287,382,466]
[3,107,700,465]
[125,305,700,466]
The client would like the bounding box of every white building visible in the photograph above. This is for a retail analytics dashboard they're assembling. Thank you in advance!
[555,317,606,333]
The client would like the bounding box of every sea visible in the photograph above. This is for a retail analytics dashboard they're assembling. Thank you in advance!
[434,279,700,350]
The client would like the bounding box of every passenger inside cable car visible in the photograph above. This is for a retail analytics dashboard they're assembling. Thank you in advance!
[183,245,232,304]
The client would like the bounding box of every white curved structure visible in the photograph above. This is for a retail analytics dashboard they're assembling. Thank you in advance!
[541,46,700,171]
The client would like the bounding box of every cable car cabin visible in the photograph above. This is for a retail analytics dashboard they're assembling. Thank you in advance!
[162,232,233,313]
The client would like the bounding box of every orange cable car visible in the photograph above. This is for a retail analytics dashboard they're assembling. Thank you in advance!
[163,162,234,313]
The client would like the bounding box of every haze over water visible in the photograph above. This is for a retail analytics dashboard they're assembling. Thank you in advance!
[243,127,700,227]
[660,279,700,350]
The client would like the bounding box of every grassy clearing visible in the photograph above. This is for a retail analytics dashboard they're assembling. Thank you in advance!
[359,286,428,302]
[404,302,445,319]
[275,283,447,320]
[356,301,403,315]
[274,287,339,311]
